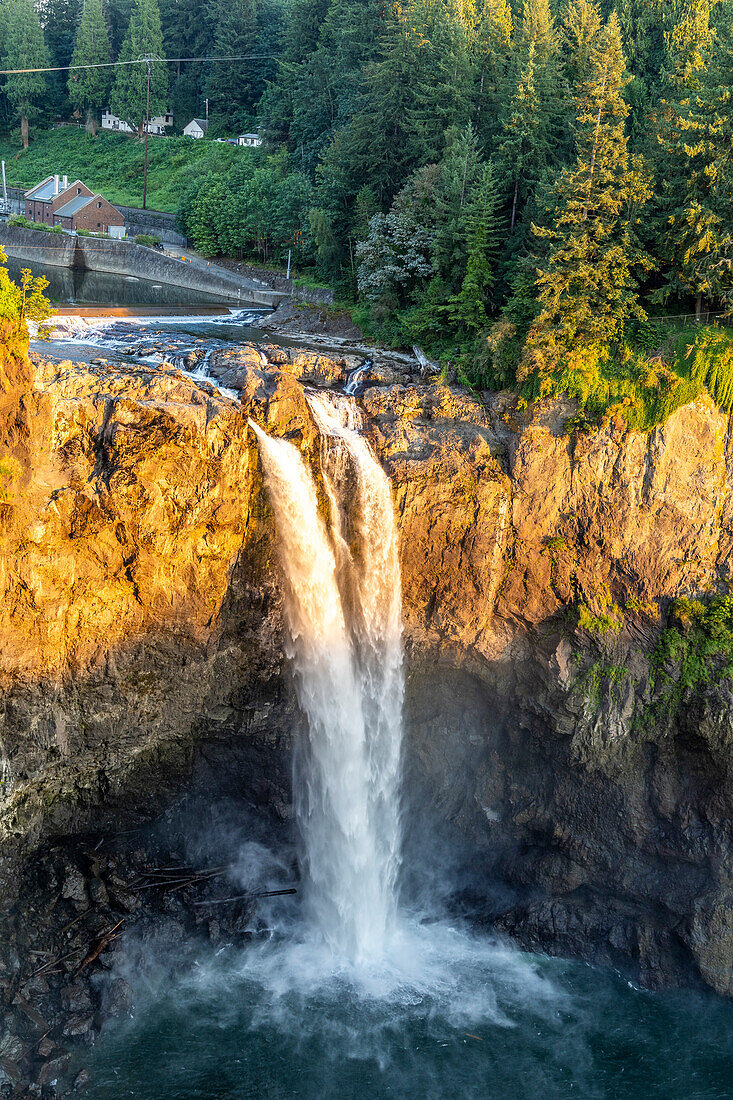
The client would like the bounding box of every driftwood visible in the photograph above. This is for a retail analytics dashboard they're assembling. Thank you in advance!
[192,888,297,907]
[74,919,126,976]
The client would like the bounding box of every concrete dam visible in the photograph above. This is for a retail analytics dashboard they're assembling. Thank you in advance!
[0,223,284,307]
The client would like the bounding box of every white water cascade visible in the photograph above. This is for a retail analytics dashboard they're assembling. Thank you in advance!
[250,395,403,963]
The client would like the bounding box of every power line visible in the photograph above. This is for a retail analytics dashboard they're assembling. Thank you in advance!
[0,55,277,77]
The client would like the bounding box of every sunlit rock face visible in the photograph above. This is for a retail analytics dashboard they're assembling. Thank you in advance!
[0,347,732,996]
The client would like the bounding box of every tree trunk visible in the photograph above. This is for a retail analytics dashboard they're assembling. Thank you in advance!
[510,178,519,232]
[20,115,28,150]
[696,290,703,321]
[85,108,98,138]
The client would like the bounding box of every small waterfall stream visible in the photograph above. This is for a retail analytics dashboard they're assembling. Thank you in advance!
[250,395,403,961]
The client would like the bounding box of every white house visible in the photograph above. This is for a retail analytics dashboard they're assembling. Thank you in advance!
[237,132,262,147]
[183,118,209,139]
[101,109,173,136]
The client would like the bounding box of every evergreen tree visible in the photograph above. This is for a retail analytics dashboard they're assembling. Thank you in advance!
[206,0,261,132]
[562,0,602,87]
[432,123,485,291]
[473,0,512,150]
[656,2,733,313]
[448,162,502,329]
[39,0,81,118]
[497,42,550,231]
[106,0,133,55]
[2,0,49,148]
[664,0,714,89]
[110,0,167,135]
[527,12,652,365]
[68,0,112,135]
[282,0,330,64]
[521,0,556,62]
[159,0,215,129]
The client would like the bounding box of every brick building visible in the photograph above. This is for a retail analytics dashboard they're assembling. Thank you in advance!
[25,175,88,223]
[24,176,124,234]
[52,193,124,234]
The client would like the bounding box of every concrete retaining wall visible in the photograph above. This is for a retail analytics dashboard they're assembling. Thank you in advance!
[0,224,76,266]
[118,206,189,249]
[76,238,283,306]
[294,284,335,305]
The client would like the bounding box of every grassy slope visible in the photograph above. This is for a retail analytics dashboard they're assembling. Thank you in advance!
[0,127,245,213]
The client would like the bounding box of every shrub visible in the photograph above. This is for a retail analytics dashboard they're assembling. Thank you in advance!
[647,595,733,719]
[7,213,64,234]
[134,233,160,247]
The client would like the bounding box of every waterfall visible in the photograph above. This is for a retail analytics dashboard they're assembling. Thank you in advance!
[250,395,403,962]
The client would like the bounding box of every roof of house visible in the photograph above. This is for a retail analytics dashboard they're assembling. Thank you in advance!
[25,176,57,201]
[238,133,259,139]
[54,193,96,217]
[188,118,208,130]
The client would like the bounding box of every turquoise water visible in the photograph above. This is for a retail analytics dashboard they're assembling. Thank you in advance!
[82,913,733,1100]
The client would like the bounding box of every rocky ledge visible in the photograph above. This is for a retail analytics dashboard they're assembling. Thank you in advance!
[0,338,731,1087]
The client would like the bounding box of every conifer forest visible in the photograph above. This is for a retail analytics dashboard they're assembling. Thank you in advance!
[3,0,733,421]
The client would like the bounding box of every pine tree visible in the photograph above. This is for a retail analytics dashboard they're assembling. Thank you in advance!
[521,0,556,63]
[448,162,502,329]
[432,123,484,291]
[110,0,167,136]
[282,0,330,64]
[39,0,82,118]
[473,0,513,148]
[527,12,652,365]
[562,0,602,87]
[656,2,733,314]
[205,0,260,132]
[664,0,714,89]
[2,0,49,148]
[68,0,112,135]
[497,42,550,231]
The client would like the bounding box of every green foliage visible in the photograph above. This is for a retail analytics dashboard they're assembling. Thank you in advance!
[2,0,49,146]
[526,11,653,375]
[176,147,315,262]
[205,0,261,133]
[7,214,63,232]
[110,0,167,134]
[0,128,246,212]
[134,232,160,246]
[0,246,52,334]
[68,0,112,132]
[577,601,624,635]
[581,660,628,707]
[649,594,733,717]
[655,5,733,314]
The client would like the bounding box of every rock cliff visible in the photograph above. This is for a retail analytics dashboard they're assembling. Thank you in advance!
[0,343,731,1000]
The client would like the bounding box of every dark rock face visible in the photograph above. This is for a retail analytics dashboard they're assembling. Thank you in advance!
[0,347,731,1023]
[405,663,732,995]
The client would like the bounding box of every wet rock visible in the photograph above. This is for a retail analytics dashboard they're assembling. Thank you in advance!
[37,1055,70,1087]
[73,1069,90,1092]
[61,985,93,1017]
[87,879,108,907]
[60,870,87,910]
[100,978,134,1019]
[0,1034,23,1063]
[61,1015,94,1038]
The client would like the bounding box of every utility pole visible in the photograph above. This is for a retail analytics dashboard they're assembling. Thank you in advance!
[142,56,151,210]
